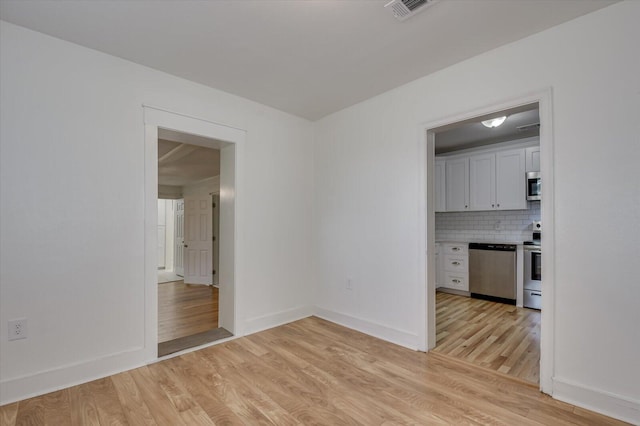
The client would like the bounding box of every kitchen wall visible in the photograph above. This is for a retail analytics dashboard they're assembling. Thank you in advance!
[0,21,314,403]
[436,202,540,243]
[313,2,639,423]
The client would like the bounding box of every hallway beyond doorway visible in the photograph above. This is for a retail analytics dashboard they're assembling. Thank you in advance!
[158,281,218,343]
[157,270,183,284]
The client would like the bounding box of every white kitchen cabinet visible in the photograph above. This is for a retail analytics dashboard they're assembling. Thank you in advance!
[438,144,530,212]
[469,153,496,211]
[439,243,469,291]
[443,272,468,291]
[442,242,467,255]
[496,148,526,210]
[443,254,467,274]
[435,243,443,288]
[445,157,469,212]
[468,149,526,211]
[525,146,540,172]
[434,158,446,212]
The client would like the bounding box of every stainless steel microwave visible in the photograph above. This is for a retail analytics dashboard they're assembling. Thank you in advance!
[526,172,541,201]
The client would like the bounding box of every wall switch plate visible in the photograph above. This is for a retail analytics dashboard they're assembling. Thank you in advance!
[8,319,27,341]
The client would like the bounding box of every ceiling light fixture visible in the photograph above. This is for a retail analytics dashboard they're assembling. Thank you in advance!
[481,116,507,128]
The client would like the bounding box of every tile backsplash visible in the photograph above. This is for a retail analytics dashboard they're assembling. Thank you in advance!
[436,202,540,243]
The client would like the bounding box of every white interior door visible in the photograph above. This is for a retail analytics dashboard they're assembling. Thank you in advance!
[157,200,166,269]
[183,194,213,285]
[212,193,219,286]
[174,199,185,277]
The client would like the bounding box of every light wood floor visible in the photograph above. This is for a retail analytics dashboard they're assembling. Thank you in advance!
[158,281,218,343]
[433,291,541,384]
[1,317,624,425]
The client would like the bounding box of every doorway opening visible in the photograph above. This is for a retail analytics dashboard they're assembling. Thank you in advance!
[156,135,230,356]
[420,90,555,393]
[144,106,245,361]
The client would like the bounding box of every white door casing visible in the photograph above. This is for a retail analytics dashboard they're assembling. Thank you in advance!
[183,194,213,285]
[418,88,555,395]
[174,199,185,277]
[144,105,245,361]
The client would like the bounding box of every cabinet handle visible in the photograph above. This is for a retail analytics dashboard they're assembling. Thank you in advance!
[465,205,468,208]
[452,261,460,266]
[497,204,500,207]
[531,292,541,297]
[452,247,460,251]
[492,204,495,208]
[452,279,461,283]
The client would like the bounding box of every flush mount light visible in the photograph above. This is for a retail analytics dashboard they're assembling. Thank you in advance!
[481,116,507,128]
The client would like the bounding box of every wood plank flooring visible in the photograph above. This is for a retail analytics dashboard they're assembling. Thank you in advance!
[158,327,233,357]
[158,281,218,343]
[433,291,541,384]
[1,316,625,425]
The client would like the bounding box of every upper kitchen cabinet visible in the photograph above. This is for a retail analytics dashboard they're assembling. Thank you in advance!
[469,153,496,211]
[434,158,446,212]
[495,148,526,210]
[436,143,531,212]
[446,157,469,211]
[525,146,540,172]
[469,149,526,211]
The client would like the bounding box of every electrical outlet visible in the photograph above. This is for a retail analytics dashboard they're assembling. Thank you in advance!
[8,319,27,341]
[346,278,353,291]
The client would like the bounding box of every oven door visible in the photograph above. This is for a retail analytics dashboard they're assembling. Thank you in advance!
[526,172,541,201]
[524,249,542,291]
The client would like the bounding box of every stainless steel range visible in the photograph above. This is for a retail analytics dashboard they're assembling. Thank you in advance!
[523,222,542,310]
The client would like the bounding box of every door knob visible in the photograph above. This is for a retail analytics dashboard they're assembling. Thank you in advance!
[184,244,188,248]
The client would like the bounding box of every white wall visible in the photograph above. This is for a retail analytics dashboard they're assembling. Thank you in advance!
[0,21,314,402]
[313,2,639,422]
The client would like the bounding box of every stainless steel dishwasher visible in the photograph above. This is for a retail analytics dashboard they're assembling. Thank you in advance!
[469,243,517,305]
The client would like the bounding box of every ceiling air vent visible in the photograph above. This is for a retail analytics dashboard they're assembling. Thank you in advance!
[517,123,541,132]
[385,0,438,21]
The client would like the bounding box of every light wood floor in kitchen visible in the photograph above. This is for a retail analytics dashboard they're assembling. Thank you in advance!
[433,291,541,384]
[1,316,624,425]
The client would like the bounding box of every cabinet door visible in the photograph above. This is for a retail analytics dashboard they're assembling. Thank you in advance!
[435,244,442,288]
[443,272,468,291]
[526,146,540,172]
[445,157,469,212]
[496,148,526,210]
[434,159,446,212]
[469,153,496,211]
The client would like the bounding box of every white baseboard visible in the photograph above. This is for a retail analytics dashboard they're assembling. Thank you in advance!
[553,377,640,424]
[314,307,418,350]
[243,305,314,335]
[0,346,149,406]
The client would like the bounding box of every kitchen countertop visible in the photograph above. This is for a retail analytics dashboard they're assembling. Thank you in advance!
[436,239,526,246]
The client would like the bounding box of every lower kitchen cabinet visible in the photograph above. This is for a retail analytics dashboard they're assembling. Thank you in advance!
[435,243,442,287]
[443,272,468,291]
[439,243,469,291]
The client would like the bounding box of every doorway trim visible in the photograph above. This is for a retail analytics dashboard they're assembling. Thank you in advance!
[417,88,555,394]
[143,105,246,360]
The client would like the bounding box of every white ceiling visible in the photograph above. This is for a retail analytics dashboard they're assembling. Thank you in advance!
[0,0,617,120]
[435,104,540,154]
[158,138,220,187]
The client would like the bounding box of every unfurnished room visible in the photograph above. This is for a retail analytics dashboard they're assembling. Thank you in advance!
[1,1,638,424]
